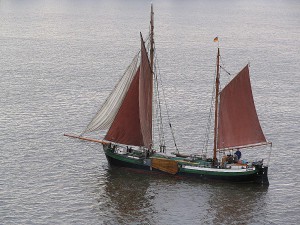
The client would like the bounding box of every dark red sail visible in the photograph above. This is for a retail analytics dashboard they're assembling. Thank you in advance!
[105,35,153,148]
[139,34,153,149]
[217,65,267,149]
[105,67,144,146]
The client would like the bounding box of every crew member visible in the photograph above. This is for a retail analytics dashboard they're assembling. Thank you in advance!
[234,149,242,160]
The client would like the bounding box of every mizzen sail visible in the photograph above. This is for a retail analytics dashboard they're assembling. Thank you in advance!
[217,65,267,150]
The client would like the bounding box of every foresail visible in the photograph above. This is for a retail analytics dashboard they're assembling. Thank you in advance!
[82,54,139,134]
[217,65,267,150]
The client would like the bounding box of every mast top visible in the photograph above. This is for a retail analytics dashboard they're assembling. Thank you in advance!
[150,4,154,72]
[214,36,220,48]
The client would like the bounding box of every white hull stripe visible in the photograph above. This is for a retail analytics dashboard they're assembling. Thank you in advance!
[183,165,255,173]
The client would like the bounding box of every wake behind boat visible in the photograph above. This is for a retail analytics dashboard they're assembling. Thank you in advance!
[65,5,271,185]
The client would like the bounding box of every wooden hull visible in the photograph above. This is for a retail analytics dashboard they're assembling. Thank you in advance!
[103,145,269,185]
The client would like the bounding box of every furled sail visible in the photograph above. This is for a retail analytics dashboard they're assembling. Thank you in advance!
[217,65,267,150]
[82,53,139,133]
[104,34,153,148]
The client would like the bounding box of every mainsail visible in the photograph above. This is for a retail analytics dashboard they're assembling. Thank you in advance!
[105,66,143,146]
[84,34,153,148]
[217,65,267,150]
[138,33,153,149]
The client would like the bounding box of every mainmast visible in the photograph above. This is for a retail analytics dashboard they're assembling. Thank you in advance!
[150,4,154,72]
[213,47,220,163]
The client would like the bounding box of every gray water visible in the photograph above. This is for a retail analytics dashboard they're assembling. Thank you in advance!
[1,0,300,224]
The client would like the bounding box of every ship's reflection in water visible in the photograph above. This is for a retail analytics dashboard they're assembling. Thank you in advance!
[208,183,269,224]
[96,166,268,224]
[100,167,155,224]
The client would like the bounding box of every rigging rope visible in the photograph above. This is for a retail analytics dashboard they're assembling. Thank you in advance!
[220,65,231,76]
[154,52,179,153]
[266,144,272,166]
[202,72,216,155]
[145,34,166,151]
[154,67,166,150]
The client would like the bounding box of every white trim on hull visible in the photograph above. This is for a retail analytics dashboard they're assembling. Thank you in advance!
[182,165,256,173]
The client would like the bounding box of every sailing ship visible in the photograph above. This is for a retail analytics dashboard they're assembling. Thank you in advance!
[65,5,271,185]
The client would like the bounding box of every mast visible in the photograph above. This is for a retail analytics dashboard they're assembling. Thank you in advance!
[150,4,154,149]
[213,47,220,163]
[150,4,154,72]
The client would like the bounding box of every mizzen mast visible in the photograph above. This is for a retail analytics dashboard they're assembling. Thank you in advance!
[213,46,220,163]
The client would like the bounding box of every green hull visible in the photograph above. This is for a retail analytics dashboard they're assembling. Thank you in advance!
[103,144,269,185]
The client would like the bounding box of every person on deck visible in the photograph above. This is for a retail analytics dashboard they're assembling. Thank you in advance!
[234,149,242,161]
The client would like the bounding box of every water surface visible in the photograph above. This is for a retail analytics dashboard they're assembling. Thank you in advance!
[1,0,299,224]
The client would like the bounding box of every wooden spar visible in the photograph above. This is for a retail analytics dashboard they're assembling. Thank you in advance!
[217,142,272,152]
[213,48,220,162]
[64,134,109,144]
